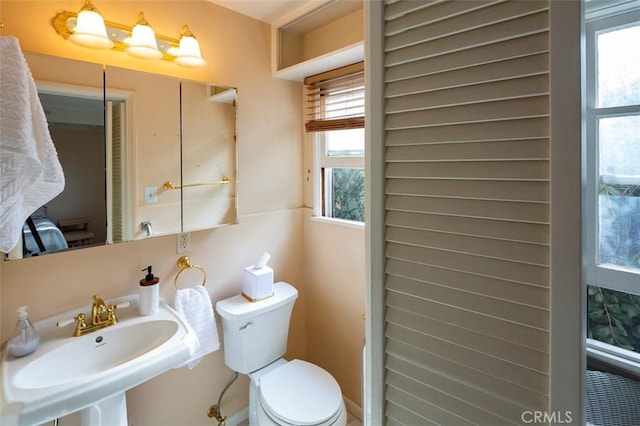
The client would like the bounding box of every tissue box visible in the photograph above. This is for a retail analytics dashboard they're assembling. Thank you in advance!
[242,265,274,301]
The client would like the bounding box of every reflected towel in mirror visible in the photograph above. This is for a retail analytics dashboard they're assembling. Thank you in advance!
[0,36,65,252]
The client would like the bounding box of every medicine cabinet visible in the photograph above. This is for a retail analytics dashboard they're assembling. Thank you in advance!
[4,52,237,260]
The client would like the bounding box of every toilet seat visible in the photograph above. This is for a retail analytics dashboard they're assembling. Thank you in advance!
[259,359,344,425]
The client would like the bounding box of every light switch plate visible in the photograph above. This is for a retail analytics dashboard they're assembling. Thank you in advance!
[144,187,158,204]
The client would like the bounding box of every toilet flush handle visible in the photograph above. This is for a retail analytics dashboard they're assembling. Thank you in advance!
[239,322,252,331]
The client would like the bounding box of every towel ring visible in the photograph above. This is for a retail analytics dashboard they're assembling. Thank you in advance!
[174,256,207,291]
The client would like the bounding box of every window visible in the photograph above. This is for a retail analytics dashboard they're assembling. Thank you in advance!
[585,5,640,356]
[305,62,365,223]
[320,129,364,222]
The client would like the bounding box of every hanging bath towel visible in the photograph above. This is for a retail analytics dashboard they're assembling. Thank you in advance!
[0,36,65,253]
[174,285,220,369]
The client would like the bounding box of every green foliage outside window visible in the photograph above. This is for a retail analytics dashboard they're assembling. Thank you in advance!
[588,285,640,352]
[331,168,365,222]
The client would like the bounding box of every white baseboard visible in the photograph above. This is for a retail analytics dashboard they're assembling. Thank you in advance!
[224,407,249,426]
[344,396,362,421]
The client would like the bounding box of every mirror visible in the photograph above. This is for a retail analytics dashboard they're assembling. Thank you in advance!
[4,53,237,260]
[105,65,182,241]
[180,80,237,232]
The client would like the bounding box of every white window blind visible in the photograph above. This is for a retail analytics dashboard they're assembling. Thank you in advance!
[381,1,551,424]
[304,62,365,132]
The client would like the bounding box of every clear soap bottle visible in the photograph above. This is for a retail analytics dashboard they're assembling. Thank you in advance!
[8,306,40,358]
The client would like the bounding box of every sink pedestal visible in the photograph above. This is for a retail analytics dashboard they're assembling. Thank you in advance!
[80,393,127,426]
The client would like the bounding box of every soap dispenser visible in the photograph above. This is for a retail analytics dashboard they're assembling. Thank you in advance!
[139,265,160,316]
[8,306,40,358]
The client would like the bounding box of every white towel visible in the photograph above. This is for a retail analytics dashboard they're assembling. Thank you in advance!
[174,286,220,369]
[0,36,65,252]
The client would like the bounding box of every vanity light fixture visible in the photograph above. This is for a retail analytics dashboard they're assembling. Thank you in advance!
[125,12,162,60]
[67,0,113,49]
[53,0,206,67]
[174,25,206,68]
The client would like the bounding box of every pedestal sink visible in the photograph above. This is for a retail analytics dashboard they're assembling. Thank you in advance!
[0,294,198,426]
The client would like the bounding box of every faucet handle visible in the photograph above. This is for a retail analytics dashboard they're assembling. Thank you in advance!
[56,317,75,328]
[115,301,131,310]
[106,301,132,322]
[57,312,88,328]
[57,313,88,336]
[73,313,87,337]
[76,313,87,327]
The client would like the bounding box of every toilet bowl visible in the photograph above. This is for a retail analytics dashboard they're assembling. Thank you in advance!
[215,282,347,426]
[250,359,347,425]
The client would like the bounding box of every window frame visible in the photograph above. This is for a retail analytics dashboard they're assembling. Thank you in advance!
[305,62,365,225]
[584,7,640,295]
[312,130,365,224]
[584,1,640,376]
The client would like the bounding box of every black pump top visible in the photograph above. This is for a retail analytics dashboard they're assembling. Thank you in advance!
[143,265,154,281]
[140,265,159,286]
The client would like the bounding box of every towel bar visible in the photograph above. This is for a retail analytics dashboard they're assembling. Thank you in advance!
[163,177,230,190]
[174,256,207,290]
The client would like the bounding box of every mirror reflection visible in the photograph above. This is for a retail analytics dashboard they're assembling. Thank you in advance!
[181,80,237,232]
[27,92,106,254]
[105,65,182,241]
[5,53,237,260]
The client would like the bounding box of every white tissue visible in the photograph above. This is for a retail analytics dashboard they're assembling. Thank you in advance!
[254,252,271,269]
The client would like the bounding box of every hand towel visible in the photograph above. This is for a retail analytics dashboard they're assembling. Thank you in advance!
[0,36,65,252]
[174,286,220,369]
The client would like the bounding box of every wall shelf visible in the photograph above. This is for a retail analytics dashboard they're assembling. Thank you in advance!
[207,86,237,103]
[272,0,363,82]
[273,42,363,82]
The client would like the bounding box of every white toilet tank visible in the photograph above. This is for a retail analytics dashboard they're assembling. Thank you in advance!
[215,282,298,374]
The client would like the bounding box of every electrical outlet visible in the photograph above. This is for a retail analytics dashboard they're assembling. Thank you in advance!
[177,232,191,253]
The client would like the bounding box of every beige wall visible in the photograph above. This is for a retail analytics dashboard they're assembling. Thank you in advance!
[48,126,107,243]
[303,7,364,61]
[304,211,365,407]
[300,18,366,405]
[0,1,307,424]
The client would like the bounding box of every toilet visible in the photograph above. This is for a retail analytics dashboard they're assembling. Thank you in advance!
[215,282,347,426]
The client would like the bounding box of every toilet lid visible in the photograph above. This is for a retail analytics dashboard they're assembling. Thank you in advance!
[259,359,342,425]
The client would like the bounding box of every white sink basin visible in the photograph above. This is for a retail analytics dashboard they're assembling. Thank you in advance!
[1,295,198,426]
[14,320,178,389]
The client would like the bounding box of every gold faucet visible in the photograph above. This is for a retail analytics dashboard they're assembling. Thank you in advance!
[73,295,118,337]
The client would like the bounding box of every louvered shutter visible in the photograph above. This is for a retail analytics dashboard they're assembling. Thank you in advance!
[380,1,551,424]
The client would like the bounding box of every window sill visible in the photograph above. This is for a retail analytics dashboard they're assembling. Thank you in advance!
[587,338,640,379]
[310,215,365,230]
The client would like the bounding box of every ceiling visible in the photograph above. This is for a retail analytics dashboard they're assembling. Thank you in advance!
[206,0,315,24]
